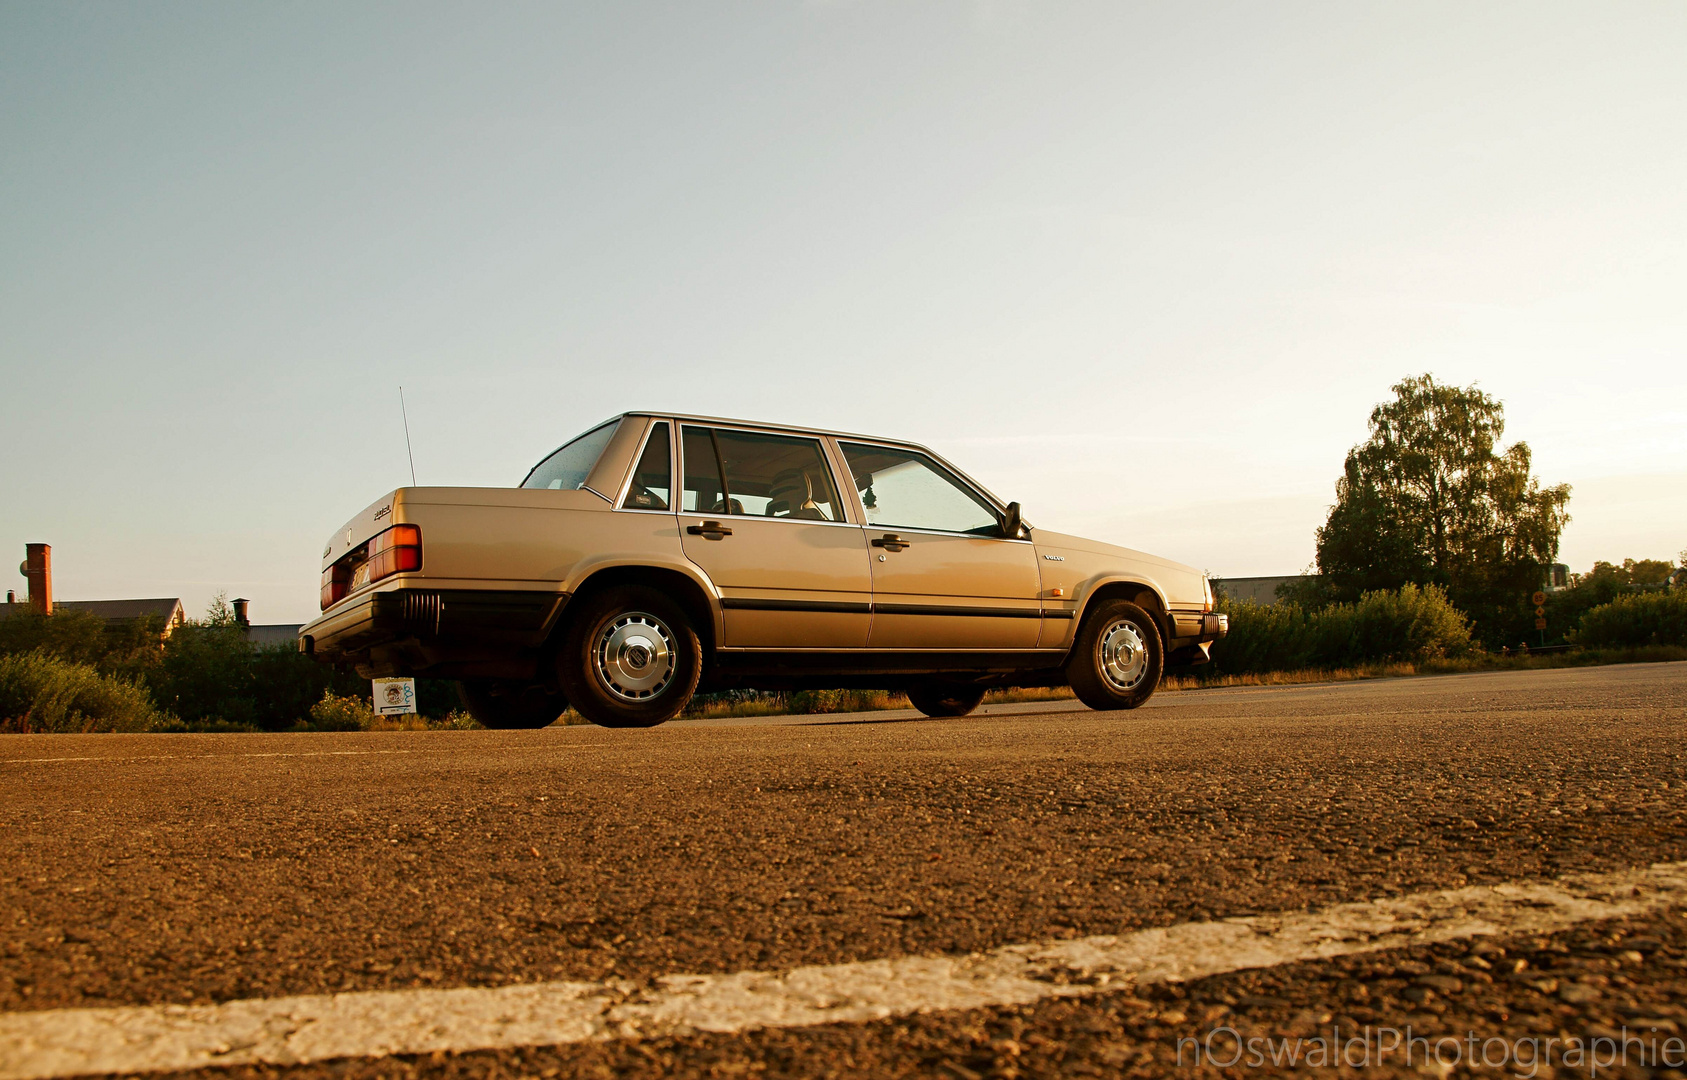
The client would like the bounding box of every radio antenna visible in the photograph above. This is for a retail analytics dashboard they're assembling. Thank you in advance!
[399,386,418,486]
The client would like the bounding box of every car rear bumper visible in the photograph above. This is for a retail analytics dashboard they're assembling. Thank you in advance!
[299,587,569,675]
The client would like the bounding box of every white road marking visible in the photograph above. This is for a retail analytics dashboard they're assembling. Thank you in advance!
[4,862,1685,1079]
[0,752,435,766]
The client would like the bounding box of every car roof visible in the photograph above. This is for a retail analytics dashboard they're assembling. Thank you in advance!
[618,411,930,450]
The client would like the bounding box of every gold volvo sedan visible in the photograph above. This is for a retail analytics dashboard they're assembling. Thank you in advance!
[299,413,1226,728]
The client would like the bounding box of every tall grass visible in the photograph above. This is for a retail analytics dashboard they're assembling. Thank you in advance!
[0,651,169,733]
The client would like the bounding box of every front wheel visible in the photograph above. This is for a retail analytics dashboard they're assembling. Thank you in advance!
[556,586,701,728]
[906,683,987,718]
[455,680,568,729]
[1066,600,1163,711]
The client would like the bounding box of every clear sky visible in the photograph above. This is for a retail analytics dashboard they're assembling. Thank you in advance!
[3,2,1684,624]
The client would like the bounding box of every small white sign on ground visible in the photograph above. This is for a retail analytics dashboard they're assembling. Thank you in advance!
[372,678,417,717]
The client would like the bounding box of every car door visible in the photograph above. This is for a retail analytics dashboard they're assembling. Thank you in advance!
[678,425,873,649]
[836,441,1042,649]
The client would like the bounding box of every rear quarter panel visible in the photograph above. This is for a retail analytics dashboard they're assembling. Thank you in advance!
[319,487,705,605]
[393,489,698,593]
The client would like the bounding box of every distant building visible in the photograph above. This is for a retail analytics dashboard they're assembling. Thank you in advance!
[230,598,301,649]
[3,544,294,647]
[1213,575,1305,606]
[54,598,186,633]
[3,544,187,635]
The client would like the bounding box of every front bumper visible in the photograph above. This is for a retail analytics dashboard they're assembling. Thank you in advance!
[1165,611,1228,666]
[1169,611,1228,643]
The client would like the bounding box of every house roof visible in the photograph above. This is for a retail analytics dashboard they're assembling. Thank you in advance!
[53,598,185,623]
[244,624,302,649]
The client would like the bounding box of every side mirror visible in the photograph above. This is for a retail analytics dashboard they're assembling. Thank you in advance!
[1000,501,1024,539]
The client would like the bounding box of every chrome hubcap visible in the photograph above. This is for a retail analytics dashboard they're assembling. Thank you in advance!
[594,611,675,702]
[1097,618,1149,692]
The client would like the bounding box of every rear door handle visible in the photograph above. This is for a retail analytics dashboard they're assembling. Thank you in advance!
[687,520,733,540]
[871,534,910,552]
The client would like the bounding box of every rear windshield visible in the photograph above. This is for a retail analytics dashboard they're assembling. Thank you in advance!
[520,420,618,490]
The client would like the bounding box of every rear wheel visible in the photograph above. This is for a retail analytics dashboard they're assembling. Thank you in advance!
[455,680,567,729]
[1066,599,1163,711]
[556,586,702,728]
[906,683,987,718]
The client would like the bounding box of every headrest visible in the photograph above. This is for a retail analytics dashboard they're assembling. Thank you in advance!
[769,468,819,506]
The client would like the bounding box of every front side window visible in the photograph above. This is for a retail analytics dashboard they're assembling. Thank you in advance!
[521,420,618,491]
[838,443,1000,535]
[621,423,672,510]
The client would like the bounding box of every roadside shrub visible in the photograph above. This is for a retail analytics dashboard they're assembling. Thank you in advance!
[301,691,485,731]
[1341,583,1473,663]
[308,690,377,731]
[148,623,366,731]
[0,651,168,733]
[786,689,899,714]
[1572,591,1687,648]
[1209,584,1471,675]
[0,608,165,675]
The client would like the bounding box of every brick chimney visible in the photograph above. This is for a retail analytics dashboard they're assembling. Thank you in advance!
[232,597,250,627]
[23,544,51,615]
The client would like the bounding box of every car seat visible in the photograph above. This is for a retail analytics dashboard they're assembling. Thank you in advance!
[767,468,828,520]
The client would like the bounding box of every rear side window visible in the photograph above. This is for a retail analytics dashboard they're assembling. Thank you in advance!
[521,421,617,491]
[713,429,843,521]
[621,423,672,510]
[681,426,728,513]
[680,427,844,520]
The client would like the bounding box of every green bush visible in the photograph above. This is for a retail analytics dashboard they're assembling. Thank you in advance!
[1209,584,1471,675]
[308,691,376,731]
[0,607,165,675]
[0,651,169,733]
[1572,591,1687,648]
[147,624,367,731]
[1,596,471,732]
[299,690,483,731]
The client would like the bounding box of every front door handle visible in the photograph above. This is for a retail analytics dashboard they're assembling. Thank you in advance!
[687,520,734,540]
[871,534,910,552]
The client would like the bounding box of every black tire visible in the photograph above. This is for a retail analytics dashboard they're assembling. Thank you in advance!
[455,680,568,729]
[555,585,701,728]
[1066,599,1163,711]
[906,683,987,718]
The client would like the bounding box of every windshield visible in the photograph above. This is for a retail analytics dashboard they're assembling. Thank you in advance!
[520,420,618,490]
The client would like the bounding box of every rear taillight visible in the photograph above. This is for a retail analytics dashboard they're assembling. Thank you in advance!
[367,524,422,582]
[320,565,349,611]
[319,524,422,611]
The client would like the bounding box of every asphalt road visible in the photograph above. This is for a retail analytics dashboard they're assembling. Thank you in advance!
[4,662,1685,1078]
